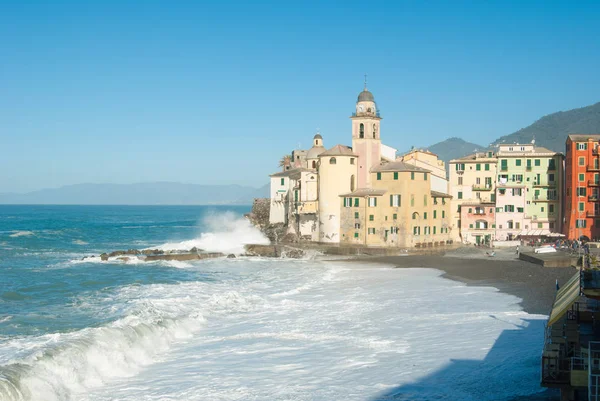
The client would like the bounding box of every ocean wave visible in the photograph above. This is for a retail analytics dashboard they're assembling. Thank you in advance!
[153,212,269,255]
[0,281,262,401]
[8,231,34,238]
[72,240,88,245]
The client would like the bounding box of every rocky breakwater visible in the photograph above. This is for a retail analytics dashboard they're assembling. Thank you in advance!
[244,244,306,258]
[96,248,230,263]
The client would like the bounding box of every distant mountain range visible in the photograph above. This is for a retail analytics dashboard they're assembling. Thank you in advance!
[425,101,600,162]
[0,182,269,205]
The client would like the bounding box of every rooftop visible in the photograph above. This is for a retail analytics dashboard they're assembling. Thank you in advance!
[568,134,600,142]
[340,188,387,197]
[270,167,315,178]
[371,160,431,173]
[319,144,357,157]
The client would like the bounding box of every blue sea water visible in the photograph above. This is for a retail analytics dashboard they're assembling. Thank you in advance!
[0,205,549,401]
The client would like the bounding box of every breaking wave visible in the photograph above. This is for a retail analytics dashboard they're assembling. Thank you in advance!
[0,281,259,401]
[154,211,269,255]
[8,231,34,238]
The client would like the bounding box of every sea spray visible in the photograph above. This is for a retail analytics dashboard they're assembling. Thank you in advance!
[154,211,270,254]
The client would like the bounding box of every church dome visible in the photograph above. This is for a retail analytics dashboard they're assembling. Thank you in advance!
[314,134,322,140]
[357,90,374,103]
[307,145,325,159]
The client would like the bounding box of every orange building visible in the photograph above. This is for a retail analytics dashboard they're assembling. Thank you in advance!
[564,135,600,240]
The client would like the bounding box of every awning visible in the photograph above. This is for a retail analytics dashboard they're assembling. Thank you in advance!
[548,272,581,326]
[518,229,551,237]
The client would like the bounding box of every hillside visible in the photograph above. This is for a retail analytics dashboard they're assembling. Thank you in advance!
[0,182,270,205]
[424,137,486,162]
[492,102,600,152]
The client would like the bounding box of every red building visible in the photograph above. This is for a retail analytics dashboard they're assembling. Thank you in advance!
[564,135,600,240]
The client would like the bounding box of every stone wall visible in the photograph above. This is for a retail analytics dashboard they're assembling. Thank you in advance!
[247,198,286,243]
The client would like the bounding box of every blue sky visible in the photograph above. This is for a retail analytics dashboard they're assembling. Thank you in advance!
[1,0,599,192]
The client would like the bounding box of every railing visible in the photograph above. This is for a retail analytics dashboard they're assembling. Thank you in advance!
[351,111,381,118]
[472,185,492,191]
[593,148,599,156]
[589,180,600,186]
[533,182,556,187]
[588,165,600,172]
[590,195,600,202]
[587,211,600,218]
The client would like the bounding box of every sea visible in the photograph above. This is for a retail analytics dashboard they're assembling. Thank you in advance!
[0,205,548,401]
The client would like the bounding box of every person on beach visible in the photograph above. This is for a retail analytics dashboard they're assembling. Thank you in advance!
[516,245,519,255]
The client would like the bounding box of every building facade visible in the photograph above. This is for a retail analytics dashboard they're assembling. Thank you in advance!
[564,135,600,240]
[448,151,497,244]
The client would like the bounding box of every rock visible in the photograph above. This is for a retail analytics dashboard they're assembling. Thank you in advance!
[283,247,304,259]
[245,244,279,257]
[141,249,157,255]
[281,233,298,243]
[189,247,199,253]
[126,249,141,255]
[227,254,236,258]
[117,256,131,262]
[109,250,126,257]
[100,253,109,261]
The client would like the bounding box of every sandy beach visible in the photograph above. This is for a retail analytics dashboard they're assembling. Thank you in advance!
[353,245,576,400]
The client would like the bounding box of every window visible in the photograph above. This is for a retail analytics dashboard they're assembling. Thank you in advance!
[354,232,359,238]
[368,228,376,234]
[354,223,361,229]
[526,159,532,168]
[516,159,521,166]
[579,157,586,166]
[393,213,397,220]
[359,123,364,138]
[458,192,463,199]
[354,198,359,207]
[578,143,588,150]
[469,224,474,228]
[280,178,285,185]
[411,172,415,180]
[456,163,465,171]
[548,173,555,183]
[504,205,515,212]
[485,163,490,171]
[579,202,585,212]
[390,226,398,234]
[424,173,427,181]
[535,159,541,166]
[442,210,445,218]
[512,188,522,196]
[344,198,353,207]
[394,172,398,180]
[576,219,587,228]
[458,177,463,185]
[538,222,543,229]
[312,161,316,168]
[579,173,585,182]
[468,208,473,213]
[541,207,545,212]
[354,211,359,218]
[500,159,508,171]
[433,210,437,219]
[412,212,418,220]
[578,187,587,197]
[413,226,421,235]
[350,158,355,165]
[496,207,502,212]
[369,214,374,221]
[368,197,377,207]
[550,222,555,229]
[411,194,414,207]
[549,159,556,170]
[548,189,557,200]
[517,207,524,213]
[476,163,481,171]
[549,204,554,213]
[390,194,400,207]
[433,226,437,234]
[424,212,428,220]
[350,175,355,192]
[373,124,377,138]
[423,194,427,206]
[330,157,336,165]
[377,172,381,180]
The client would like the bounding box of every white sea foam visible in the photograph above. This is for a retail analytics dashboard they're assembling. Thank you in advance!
[0,261,550,401]
[153,211,269,254]
[8,231,34,238]
[72,239,88,245]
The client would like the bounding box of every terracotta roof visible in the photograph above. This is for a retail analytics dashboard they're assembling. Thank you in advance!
[450,152,496,162]
[371,160,431,173]
[339,188,387,197]
[568,134,600,142]
[431,191,453,199]
[319,144,357,157]
[270,167,314,177]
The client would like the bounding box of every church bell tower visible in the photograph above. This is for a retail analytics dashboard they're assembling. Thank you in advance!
[351,79,381,189]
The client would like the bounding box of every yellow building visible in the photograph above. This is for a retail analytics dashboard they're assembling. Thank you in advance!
[340,161,452,248]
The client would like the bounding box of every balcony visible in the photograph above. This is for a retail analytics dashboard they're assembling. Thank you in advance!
[534,196,559,202]
[587,211,600,218]
[472,184,492,191]
[295,201,318,214]
[533,182,556,188]
[589,195,600,202]
[594,148,600,156]
[588,165,600,172]
[471,210,487,215]
[351,111,381,118]
[589,180,600,186]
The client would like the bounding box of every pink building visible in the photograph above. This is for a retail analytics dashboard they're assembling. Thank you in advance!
[459,202,495,244]
[495,185,527,240]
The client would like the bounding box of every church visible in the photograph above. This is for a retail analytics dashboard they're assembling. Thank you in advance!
[269,85,454,248]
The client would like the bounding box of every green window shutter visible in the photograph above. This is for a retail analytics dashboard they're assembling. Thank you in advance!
[469,224,473,228]
[433,226,436,234]
[280,178,284,185]
[377,172,381,180]
[485,164,490,171]
[411,172,415,180]
[393,213,397,220]
[433,210,437,219]
[390,195,393,206]
[501,160,507,169]
[458,192,463,199]
[394,172,398,180]
[369,215,374,221]
[516,159,521,166]
[294,191,298,201]
[526,159,531,167]
[424,173,427,180]
[374,198,377,207]
[424,212,427,220]
[354,212,359,219]
[442,211,445,218]
[535,159,541,166]
[476,164,481,171]
[354,198,359,207]
[354,232,359,238]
